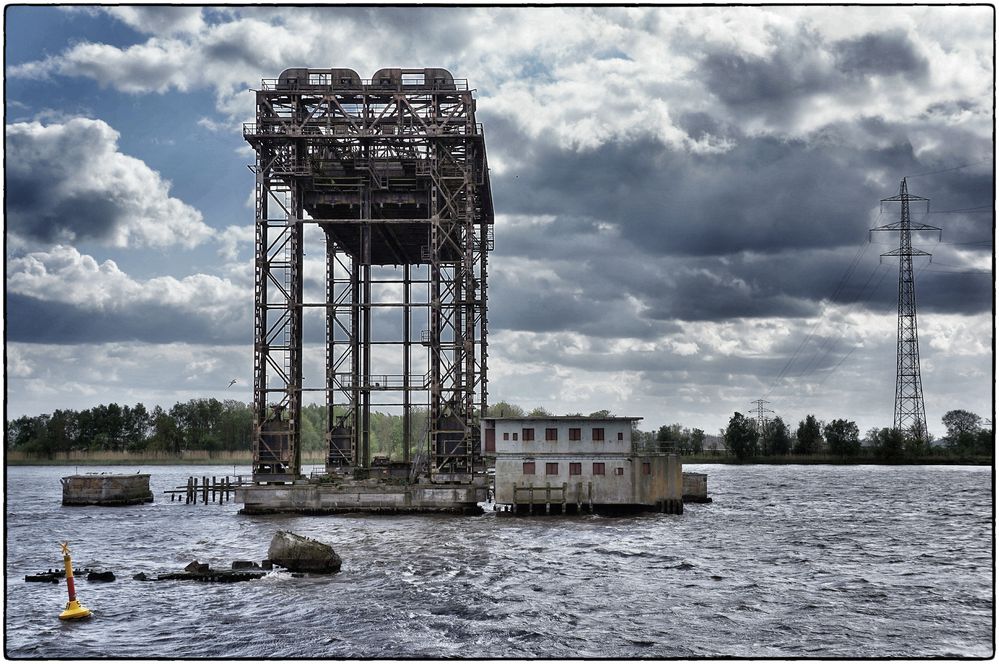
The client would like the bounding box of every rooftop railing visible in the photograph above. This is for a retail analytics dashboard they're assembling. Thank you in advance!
[259,78,469,91]
[243,122,483,137]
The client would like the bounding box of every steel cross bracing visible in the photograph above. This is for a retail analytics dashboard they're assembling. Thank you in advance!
[750,399,774,437]
[244,68,494,483]
[870,178,939,441]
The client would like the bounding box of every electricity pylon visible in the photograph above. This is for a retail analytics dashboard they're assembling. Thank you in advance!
[750,399,774,435]
[870,178,940,440]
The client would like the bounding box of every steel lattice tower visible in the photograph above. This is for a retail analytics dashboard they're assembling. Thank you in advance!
[243,68,493,482]
[870,178,939,440]
[750,399,774,436]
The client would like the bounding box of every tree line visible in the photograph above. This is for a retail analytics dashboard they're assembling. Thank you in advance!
[8,398,990,464]
[5,398,635,460]
[721,409,993,462]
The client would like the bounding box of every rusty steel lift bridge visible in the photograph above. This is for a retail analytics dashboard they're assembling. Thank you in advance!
[243,67,493,484]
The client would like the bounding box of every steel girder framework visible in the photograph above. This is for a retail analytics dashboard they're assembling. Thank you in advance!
[871,178,939,441]
[244,67,493,482]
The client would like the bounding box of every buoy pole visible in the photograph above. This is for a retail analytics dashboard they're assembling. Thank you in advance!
[58,542,92,620]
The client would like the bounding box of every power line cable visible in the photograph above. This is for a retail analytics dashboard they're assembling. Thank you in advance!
[762,239,871,398]
[906,159,991,179]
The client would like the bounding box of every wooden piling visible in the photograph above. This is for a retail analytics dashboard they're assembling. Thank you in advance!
[561,482,567,514]
[202,476,208,504]
[186,476,193,504]
[545,483,551,515]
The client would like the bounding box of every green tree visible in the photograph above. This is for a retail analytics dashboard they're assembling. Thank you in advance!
[148,406,181,455]
[870,427,905,462]
[824,418,861,458]
[487,401,525,418]
[588,409,613,418]
[724,412,757,460]
[941,409,982,453]
[761,416,792,456]
[690,428,706,454]
[528,406,552,417]
[795,415,823,455]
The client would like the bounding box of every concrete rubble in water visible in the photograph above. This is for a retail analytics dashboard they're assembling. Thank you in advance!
[267,530,342,574]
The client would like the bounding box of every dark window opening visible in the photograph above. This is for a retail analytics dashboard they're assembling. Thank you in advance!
[592,428,605,441]
[569,428,581,441]
[523,461,536,475]
[642,462,651,476]
[522,428,535,442]
[593,462,605,476]
[545,462,559,475]
[545,428,558,441]
[569,462,582,476]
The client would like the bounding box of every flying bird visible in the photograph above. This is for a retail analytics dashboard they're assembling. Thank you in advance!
[226,379,237,389]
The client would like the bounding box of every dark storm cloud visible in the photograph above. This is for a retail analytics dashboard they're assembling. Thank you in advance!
[7,294,249,345]
[484,104,992,329]
[7,173,122,244]
[5,118,210,248]
[701,48,831,111]
[833,30,929,78]
[492,134,888,259]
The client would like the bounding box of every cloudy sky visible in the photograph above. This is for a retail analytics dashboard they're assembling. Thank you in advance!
[5,5,994,436]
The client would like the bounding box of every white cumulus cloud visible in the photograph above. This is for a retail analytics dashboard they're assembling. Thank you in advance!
[6,118,214,248]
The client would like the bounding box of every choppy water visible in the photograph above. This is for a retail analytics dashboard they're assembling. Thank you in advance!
[4,464,993,658]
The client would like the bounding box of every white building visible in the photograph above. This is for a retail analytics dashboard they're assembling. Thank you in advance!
[481,416,683,514]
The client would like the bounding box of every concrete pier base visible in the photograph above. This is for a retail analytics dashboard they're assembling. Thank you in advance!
[61,474,153,506]
[236,477,488,515]
[682,472,712,503]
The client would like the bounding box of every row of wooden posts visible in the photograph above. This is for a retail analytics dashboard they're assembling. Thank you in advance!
[164,476,245,505]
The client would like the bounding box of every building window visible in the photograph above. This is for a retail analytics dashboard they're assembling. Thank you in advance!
[522,428,535,441]
[592,428,604,441]
[545,427,558,441]
[593,462,605,475]
[569,462,582,476]
[615,467,625,476]
[513,432,518,441]
[503,432,509,441]
[569,428,581,441]
[617,431,624,441]
[545,462,559,475]
[642,462,651,476]
[523,461,535,475]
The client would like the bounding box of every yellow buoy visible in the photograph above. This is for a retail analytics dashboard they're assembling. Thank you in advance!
[58,542,92,620]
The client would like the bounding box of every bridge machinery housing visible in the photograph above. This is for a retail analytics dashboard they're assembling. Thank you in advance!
[242,67,494,495]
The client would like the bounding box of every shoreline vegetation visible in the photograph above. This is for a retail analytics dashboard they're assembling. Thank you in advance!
[6,399,992,467]
[5,450,991,468]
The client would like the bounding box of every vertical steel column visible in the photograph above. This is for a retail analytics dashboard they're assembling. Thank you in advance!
[403,264,412,467]
[252,166,269,435]
[360,224,372,469]
[288,182,304,477]
[350,259,361,467]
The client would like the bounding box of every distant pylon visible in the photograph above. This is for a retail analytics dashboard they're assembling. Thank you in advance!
[870,178,940,440]
[750,399,774,436]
